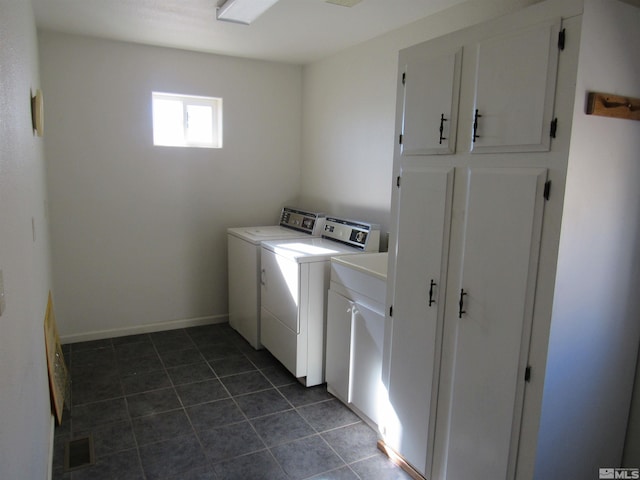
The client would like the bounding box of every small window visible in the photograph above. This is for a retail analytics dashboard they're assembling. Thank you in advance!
[152,92,222,148]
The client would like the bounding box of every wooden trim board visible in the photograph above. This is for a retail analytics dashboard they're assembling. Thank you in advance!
[377,440,426,480]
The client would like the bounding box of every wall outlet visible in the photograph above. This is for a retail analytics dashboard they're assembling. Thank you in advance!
[0,270,5,316]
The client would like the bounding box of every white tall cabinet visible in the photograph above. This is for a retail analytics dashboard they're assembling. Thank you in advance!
[382,1,640,480]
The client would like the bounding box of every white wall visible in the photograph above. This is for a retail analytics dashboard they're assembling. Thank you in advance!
[299,0,543,235]
[39,33,303,341]
[535,1,640,476]
[0,1,55,478]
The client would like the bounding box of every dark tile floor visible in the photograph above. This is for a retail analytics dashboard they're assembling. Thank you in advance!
[53,323,412,479]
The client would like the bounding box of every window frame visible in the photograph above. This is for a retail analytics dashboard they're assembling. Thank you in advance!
[152,92,223,149]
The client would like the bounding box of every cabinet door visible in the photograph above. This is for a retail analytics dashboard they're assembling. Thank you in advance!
[385,165,454,476]
[471,19,560,153]
[439,167,547,480]
[350,302,385,426]
[326,289,353,403]
[400,49,462,155]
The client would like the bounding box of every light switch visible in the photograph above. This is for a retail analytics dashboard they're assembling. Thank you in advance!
[0,270,5,316]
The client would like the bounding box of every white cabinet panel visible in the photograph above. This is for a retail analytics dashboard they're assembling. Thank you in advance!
[400,49,461,155]
[350,301,385,426]
[471,20,560,153]
[440,167,547,480]
[385,166,454,475]
[326,289,353,403]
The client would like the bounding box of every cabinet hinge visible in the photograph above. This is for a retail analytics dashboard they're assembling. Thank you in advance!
[525,366,532,383]
[550,118,558,138]
[558,28,566,50]
[402,72,406,85]
[396,176,401,188]
[399,133,403,145]
[544,180,551,201]
[389,305,393,317]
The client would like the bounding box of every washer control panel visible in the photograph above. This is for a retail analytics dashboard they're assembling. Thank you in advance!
[279,207,325,235]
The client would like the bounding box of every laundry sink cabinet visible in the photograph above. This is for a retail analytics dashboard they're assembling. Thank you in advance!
[326,253,388,429]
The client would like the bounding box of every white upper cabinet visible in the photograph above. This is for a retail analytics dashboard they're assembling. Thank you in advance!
[399,48,462,155]
[471,19,561,153]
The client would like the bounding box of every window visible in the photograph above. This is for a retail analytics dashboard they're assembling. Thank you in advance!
[152,92,222,148]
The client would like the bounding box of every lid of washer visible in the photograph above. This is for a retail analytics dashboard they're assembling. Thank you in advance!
[227,207,325,244]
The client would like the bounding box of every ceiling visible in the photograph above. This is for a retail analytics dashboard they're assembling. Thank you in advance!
[32,0,468,64]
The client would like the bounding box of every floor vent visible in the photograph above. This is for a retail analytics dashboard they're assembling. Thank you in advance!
[64,435,95,472]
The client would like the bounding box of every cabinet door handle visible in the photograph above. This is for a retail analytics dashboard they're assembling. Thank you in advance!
[260,268,266,286]
[439,114,448,144]
[473,109,482,142]
[458,288,467,318]
[428,279,436,307]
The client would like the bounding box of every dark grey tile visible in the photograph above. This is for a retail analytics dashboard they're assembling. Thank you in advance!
[139,434,207,480]
[220,371,271,396]
[71,372,123,406]
[72,398,129,431]
[121,370,172,395]
[153,336,197,353]
[235,389,292,419]
[187,324,234,342]
[245,349,280,369]
[132,410,193,445]
[150,329,195,352]
[298,399,361,432]
[261,364,297,387]
[350,453,414,480]
[159,347,204,368]
[166,362,215,385]
[70,347,116,374]
[187,399,245,431]
[76,421,136,458]
[111,333,151,346]
[71,339,112,352]
[71,448,143,480]
[308,466,359,479]
[175,379,229,406]
[52,433,68,468]
[169,465,218,480]
[51,466,71,480]
[198,421,265,462]
[321,422,379,464]
[251,410,315,447]
[126,388,181,418]
[117,353,163,376]
[271,435,344,480]
[213,450,287,480]
[150,329,190,343]
[209,356,256,377]
[198,344,243,361]
[114,341,158,360]
[278,382,333,407]
[226,334,257,354]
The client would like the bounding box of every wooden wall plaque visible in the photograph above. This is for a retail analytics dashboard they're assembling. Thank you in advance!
[586,92,640,121]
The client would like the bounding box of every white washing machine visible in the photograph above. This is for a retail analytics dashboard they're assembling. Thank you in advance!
[227,207,325,349]
[260,217,380,387]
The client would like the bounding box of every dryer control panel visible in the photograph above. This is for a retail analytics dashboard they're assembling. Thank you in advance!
[322,217,380,252]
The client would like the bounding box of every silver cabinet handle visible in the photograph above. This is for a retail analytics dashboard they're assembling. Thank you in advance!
[260,268,266,286]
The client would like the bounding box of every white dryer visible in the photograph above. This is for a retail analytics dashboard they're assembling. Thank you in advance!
[227,207,325,349]
[260,217,380,386]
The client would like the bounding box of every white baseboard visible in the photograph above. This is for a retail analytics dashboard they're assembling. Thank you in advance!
[60,314,228,344]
